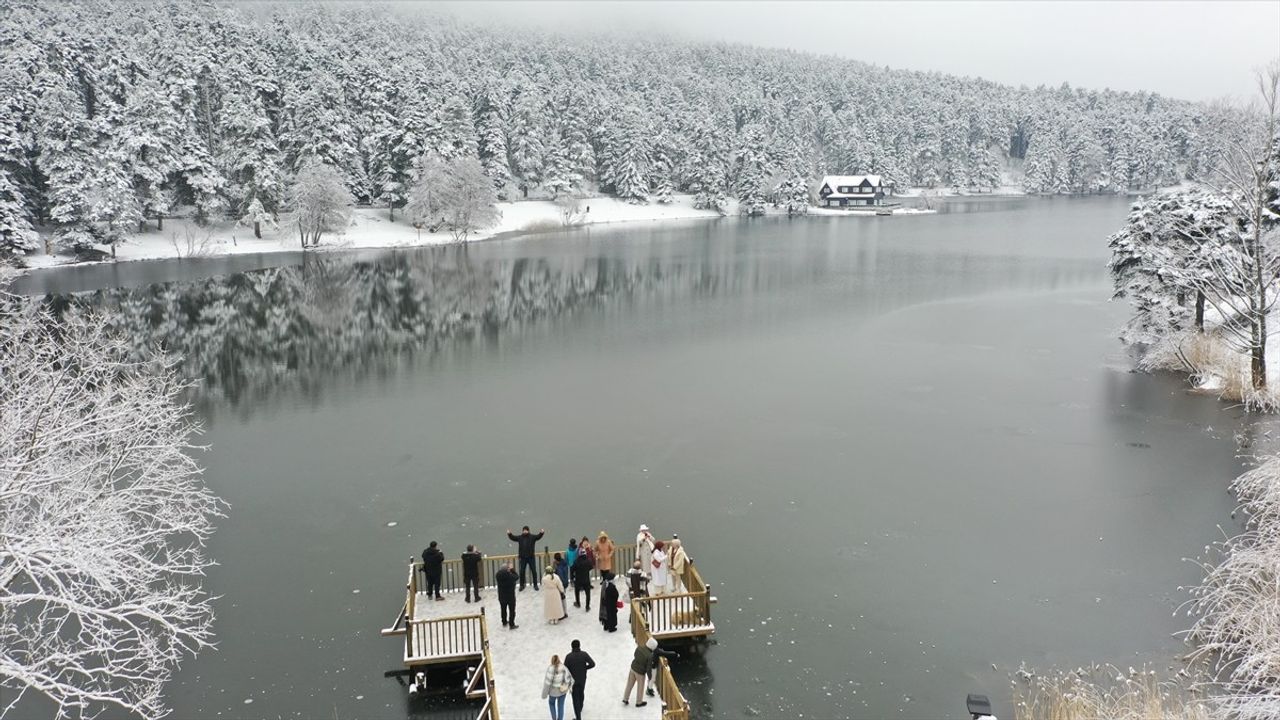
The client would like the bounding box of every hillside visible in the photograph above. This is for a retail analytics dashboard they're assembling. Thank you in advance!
[0,0,1237,256]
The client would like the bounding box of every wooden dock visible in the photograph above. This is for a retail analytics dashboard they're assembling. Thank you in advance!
[383,540,715,720]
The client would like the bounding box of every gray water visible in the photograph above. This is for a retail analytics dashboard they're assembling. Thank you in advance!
[18,197,1252,719]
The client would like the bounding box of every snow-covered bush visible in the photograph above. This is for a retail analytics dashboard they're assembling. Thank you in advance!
[1184,454,1280,720]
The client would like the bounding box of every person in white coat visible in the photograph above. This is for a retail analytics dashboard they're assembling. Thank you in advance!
[543,567,567,624]
[650,540,669,595]
[636,524,655,579]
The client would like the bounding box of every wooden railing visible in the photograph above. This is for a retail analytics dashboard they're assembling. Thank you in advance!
[405,611,484,663]
[462,611,500,720]
[633,591,711,636]
[656,656,690,720]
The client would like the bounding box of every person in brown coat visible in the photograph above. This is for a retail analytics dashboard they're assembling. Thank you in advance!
[593,531,615,579]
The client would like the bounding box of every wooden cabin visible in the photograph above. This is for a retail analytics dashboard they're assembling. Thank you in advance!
[817,174,892,207]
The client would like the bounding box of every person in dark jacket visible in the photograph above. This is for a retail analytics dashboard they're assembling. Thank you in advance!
[421,541,444,600]
[571,550,594,611]
[563,639,596,720]
[553,552,569,589]
[506,526,545,591]
[495,561,518,629]
[461,544,483,602]
[600,571,620,632]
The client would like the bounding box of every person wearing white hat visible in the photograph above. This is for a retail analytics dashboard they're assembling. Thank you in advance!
[636,524,655,580]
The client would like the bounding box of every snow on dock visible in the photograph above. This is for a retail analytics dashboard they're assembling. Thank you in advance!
[383,541,713,720]
[410,591,662,720]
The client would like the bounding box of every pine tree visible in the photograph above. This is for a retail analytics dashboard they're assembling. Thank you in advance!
[0,168,39,256]
[735,124,769,216]
[507,88,545,198]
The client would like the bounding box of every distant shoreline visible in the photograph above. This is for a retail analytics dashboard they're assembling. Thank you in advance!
[13,192,952,277]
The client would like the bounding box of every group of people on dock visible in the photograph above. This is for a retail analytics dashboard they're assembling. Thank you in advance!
[417,524,689,720]
[420,524,690,631]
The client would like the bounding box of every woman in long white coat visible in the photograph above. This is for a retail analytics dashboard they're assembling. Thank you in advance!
[543,567,566,623]
[650,540,669,595]
[636,525,655,579]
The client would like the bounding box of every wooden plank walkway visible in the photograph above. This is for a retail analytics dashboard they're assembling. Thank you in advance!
[384,541,712,720]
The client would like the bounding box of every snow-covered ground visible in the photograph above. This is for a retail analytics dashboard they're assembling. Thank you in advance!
[413,587,664,720]
[17,192,937,273]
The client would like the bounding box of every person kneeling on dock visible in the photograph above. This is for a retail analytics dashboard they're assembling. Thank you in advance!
[496,561,518,629]
[462,544,483,603]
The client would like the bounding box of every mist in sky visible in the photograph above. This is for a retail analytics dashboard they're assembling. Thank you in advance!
[431,0,1280,102]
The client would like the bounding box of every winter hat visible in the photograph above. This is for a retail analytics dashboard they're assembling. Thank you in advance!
[645,637,658,650]
[599,531,609,539]
[671,539,681,550]
[639,524,650,532]
[545,566,554,574]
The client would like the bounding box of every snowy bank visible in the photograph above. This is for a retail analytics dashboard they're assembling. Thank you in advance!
[17,192,935,273]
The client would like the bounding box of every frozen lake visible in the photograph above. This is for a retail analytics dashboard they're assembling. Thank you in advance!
[20,196,1252,719]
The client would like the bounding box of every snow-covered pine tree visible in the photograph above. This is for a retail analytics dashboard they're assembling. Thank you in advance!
[239,196,275,239]
[116,73,182,231]
[0,167,39,256]
[605,107,651,203]
[507,87,546,198]
[734,124,770,216]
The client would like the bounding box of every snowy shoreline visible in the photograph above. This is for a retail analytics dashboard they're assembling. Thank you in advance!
[14,193,939,275]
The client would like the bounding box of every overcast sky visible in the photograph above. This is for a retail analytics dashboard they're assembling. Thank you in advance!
[431,0,1280,102]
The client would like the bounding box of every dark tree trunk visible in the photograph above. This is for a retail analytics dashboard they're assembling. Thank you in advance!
[157,215,163,231]
[253,220,262,239]
[1195,291,1205,331]
[389,204,395,221]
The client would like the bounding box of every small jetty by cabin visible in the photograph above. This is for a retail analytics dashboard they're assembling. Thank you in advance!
[816,174,894,208]
[382,532,716,720]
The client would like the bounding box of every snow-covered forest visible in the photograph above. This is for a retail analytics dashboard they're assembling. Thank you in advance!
[0,0,1238,257]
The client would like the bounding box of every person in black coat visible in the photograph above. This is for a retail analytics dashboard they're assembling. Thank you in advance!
[571,551,594,611]
[421,541,444,600]
[600,571,620,632]
[506,526,545,591]
[563,639,596,720]
[495,561,518,629]
[461,544,483,602]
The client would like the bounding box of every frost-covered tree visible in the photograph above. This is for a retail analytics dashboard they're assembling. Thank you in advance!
[405,155,499,241]
[285,159,353,248]
[0,297,224,720]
